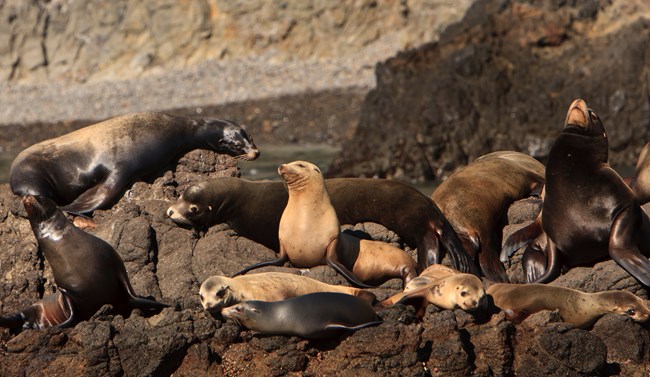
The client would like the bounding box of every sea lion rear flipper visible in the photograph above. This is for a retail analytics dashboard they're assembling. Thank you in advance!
[521,238,549,283]
[609,209,650,286]
[326,239,374,288]
[530,238,561,284]
[500,216,543,263]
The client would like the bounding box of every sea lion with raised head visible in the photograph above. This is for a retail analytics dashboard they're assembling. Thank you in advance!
[10,112,259,214]
[431,151,545,282]
[524,99,650,286]
[199,272,376,313]
[487,283,650,328]
[0,195,168,330]
[221,292,382,339]
[166,177,477,274]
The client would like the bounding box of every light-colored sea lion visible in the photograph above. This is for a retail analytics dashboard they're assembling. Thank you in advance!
[431,151,545,282]
[10,112,259,214]
[523,99,650,286]
[231,161,417,287]
[380,265,486,312]
[487,283,650,328]
[221,292,382,339]
[0,195,168,330]
[628,141,650,204]
[166,177,478,275]
[199,272,376,313]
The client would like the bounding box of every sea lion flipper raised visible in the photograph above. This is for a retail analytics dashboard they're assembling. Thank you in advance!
[58,180,118,214]
[609,209,650,286]
[500,216,543,263]
[325,238,374,288]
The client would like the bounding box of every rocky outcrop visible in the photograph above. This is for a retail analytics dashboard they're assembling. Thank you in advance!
[329,0,650,182]
[0,151,648,376]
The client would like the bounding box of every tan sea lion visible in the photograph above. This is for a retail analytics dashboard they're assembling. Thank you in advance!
[233,161,419,288]
[380,265,486,312]
[221,292,383,339]
[487,283,650,328]
[166,177,478,275]
[431,151,544,282]
[0,195,168,330]
[628,141,650,204]
[199,272,376,313]
[10,112,259,214]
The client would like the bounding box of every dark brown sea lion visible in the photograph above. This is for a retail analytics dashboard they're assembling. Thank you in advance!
[431,151,545,282]
[10,112,259,214]
[0,195,168,330]
[166,177,477,274]
[221,292,382,339]
[199,272,376,313]
[525,99,650,286]
[487,283,650,328]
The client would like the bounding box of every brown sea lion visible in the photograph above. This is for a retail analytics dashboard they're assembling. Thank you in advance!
[525,99,650,286]
[199,272,376,313]
[628,141,650,204]
[0,195,168,330]
[380,265,486,312]
[221,292,382,339]
[431,151,545,282]
[487,283,650,328]
[166,177,477,274]
[10,112,259,214]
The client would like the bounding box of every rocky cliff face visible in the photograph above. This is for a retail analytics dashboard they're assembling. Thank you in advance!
[0,152,648,376]
[329,0,650,182]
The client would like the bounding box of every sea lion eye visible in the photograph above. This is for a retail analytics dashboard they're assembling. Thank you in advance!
[190,205,199,213]
[460,291,468,297]
[297,163,305,168]
[626,308,636,316]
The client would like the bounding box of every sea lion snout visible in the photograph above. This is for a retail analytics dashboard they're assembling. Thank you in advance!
[565,99,589,128]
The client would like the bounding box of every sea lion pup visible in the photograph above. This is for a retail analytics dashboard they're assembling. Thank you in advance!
[524,99,650,286]
[221,292,382,339]
[379,265,486,313]
[10,112,259,214]
[199,272,376,313]
[0,195,168,330]
[431,151,545,282]
[167,177,478,275]
[487,283,650,328]
[627,141,650,204]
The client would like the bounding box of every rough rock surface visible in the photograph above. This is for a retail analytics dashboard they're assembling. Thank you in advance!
[329,0,650,182]
[1,152,649,376]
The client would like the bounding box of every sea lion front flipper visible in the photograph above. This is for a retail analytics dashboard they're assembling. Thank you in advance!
[433,219,480,276]
[609,209,650,286]
[521,236,549,283]
[59,180,120,215]
[325,320,383,332]
[128,296,170,314]
[232,243,289,277]
[55,291,78,328]
[500,216,544,263]
[326,238,374,288]
[530,238,561,284]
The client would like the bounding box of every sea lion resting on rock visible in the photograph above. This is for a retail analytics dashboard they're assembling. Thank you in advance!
[487,283,650,328]
[232,161,416,288]
[628,141,650,204]
[221,292,382,339]
[0,195,167,330]
[167,177,477,274]
[431,151,545,282]
[380,265,486,313]
[10,112,259,214]
[199,272,376,313]
[521,99,650,286]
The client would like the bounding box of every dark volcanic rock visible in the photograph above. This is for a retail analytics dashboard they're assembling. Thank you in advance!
[329,0,650,182]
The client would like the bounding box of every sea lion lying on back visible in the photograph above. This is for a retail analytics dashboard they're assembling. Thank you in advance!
[167,177,477,275]
[10,112,259,214]
[199,272,376,313]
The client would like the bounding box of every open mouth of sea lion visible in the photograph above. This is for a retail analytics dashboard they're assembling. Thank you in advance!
[564,99,589,129]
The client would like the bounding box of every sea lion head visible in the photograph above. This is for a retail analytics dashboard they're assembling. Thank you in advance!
[278,161,324,191]
[564,98,606,138]
[22,195,68,240]
[601,291,650,323]
[199,276,236,313]
[446,274,486,312]
[207,119,260,161]
[221,301,265,329]
[166,185,213,228]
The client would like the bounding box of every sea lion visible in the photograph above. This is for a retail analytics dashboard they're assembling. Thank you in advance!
[199,272,376,313]
[221,292,382,339]
[379,265,486,312]
[487,283,650,328]
[231,161,417,287]
[431,151,545,282]
[166,177,477,274]
[628,141,650,204]
[525,99,650,286]
[0,195,168,330]
[10,112,259,214]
